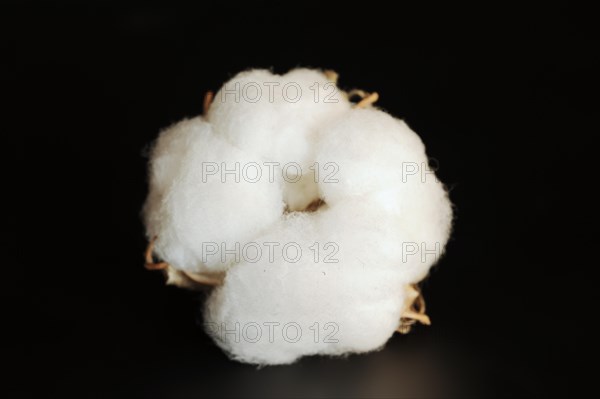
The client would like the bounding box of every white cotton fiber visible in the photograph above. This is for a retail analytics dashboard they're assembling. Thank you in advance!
[314,108,426,204]
[143,116,201,233]
[314,108,453,282]
[207,69,351,169]
[204,212,408,365]
[143,117,284,274]
[143,68,453,365]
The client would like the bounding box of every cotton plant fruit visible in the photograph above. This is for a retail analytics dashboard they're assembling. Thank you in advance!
[143,68,453,365]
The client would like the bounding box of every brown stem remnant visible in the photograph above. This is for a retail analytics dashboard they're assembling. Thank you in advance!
[324,69,339,84]
[145,236,169,270]
[397,285,431,334]
[203,91,214,115]
[355,92,379,108]
[144,236,222,286]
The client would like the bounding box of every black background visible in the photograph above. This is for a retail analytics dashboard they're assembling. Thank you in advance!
[4,2,597,397]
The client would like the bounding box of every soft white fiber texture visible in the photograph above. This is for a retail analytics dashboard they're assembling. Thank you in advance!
[207,68,350,169]
[143,68,453,365]
[143,117,284,274]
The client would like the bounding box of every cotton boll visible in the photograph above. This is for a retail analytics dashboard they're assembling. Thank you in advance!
[143,68,454,365]
[143,117,285,274]
[203,213,408,365]
[207,68,351,169]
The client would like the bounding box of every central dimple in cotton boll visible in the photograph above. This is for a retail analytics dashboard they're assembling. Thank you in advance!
[282,169,321,212]
[207,69,348,213]
[143,68,453,365]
